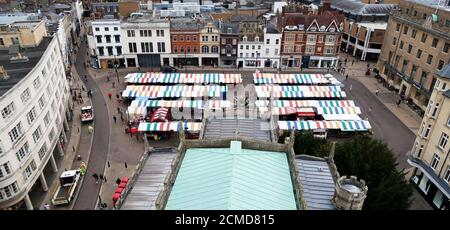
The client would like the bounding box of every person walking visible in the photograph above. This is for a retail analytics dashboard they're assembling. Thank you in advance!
[345,74,349,81]
[113,115,117,123]
[349,84,353,91]
[108,92,112,100]
[117,107,121,114]
[43,203,50,210]
[396,98,402,107]
[351,60,354,65]
[375,88,379,96]
[120,113,124,122]
[93,173,99,184]
[112,82,115,88]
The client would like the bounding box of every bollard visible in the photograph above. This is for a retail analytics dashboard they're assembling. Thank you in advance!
[124,162,127,168]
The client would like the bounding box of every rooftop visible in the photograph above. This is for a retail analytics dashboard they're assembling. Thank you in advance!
[406,0,450,11]
[331,0,397,15]
[165,141,298,210]
[120,148,177,210]
[266,23,280,33]
[295,155,335,210]
[437,64,450,79]
[220,22,239,34]
[444,90,450,98]
[170,18,204,30]
[357,22,388,30]
[0,36,52,97]
[230,14,259,22]
[203,119,271,141]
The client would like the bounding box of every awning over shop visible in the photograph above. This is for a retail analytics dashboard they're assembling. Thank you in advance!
[321,114,362,121]
[255,100,357,108]
[125,73,242,84]
[137,122,203,132]
[278,120,371,131]
[150,108,169,122]
[127,106,147,116]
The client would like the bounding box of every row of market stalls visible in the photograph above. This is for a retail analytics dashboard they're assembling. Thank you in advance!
[123,72,241,139]
[125,73,242,84]
[253,73,372,133]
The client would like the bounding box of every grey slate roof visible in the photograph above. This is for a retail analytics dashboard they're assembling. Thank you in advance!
[0,36,52,97]
[170,19,203,30]
[331,0,396,15]
[437,64,450,79]
[220,22,239,34]
[266,23,280,33]
[120,148,177,210]
[203,119,271,141]
[444,90,450,98]
[295,156,336,210]
[230,14,259,22]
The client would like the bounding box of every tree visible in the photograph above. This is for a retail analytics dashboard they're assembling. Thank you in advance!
[279,131,331,158]
[333,135,413,210]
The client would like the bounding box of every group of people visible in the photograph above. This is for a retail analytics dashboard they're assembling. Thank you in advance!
[92,173,107,184]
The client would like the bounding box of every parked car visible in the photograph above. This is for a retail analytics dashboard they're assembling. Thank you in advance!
[161,65,177,73]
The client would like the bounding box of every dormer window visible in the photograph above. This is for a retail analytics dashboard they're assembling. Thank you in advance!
[255,36,259,42]
[227,28,232,34]
[243,36,247,42]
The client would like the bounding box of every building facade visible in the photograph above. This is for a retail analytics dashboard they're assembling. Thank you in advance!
[331,0,396,60]
[376,0,450,111]
[0,35,71,210]
[407,64,450,210]
[262,25,281,69]
[232,14,264,68]
[198,21,220,66]
[277,3,344,69]
[121,16,171,68]
[169,18,201,67]
[219,22,238,67]
[90,19,123,69]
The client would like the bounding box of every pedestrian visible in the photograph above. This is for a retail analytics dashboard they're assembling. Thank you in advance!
[375,88,379,96]
[349,84,353,91]
[108,92,112,100]
[117,107,121,114]
[99,174,105,183]
[93,173,99,184]
[107,75,110,81]
[43,203,50,210]
[120,113,124,122]
[113,115,117,123]
[345,74,349,81]
[351,60,354,65]
[396,98,401,107]
[116,94,119,99]
[112,82,115,88]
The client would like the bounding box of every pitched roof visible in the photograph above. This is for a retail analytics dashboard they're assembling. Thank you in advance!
[331,0,396,15]
[295,155,336,210]
[282,13,344,29]
[220,22,239,34]
[165,141,298,210]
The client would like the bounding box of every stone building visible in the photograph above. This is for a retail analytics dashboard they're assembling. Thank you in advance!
[376,0,450,111]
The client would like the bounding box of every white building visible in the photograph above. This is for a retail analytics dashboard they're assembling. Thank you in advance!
[121,15,171,68]
[90,19,123,69]
[262,25,281,68]
[237,36,264,68]
[0,36,71,210]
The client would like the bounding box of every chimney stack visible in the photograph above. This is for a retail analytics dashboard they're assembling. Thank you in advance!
[332,176,368,210]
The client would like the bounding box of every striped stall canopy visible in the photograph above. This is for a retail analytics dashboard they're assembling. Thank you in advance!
[253,73,330,84]
[122,90,222,98]
[137,122,203,132]
[321,114,362,121]
[129,100,230,109]
[255,85,342,92]
[124,85,228,92]
[316,106,361,115]
[256,100,356,108]
[125,73,242,84]
[278,120,371,131]
[260,107,315,116]
[256,90,346,98]
[127,106,147,116]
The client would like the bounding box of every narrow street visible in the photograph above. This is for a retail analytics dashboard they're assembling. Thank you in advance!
[72,35,110,210]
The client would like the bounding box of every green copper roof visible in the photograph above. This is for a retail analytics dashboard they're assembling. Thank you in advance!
[165,141,298,210]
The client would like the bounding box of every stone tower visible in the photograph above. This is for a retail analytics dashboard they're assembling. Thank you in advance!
[332,176,368,210]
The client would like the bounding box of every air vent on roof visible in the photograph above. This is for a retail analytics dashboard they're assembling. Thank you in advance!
[10,53,29,63]
[0,65,9,81]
